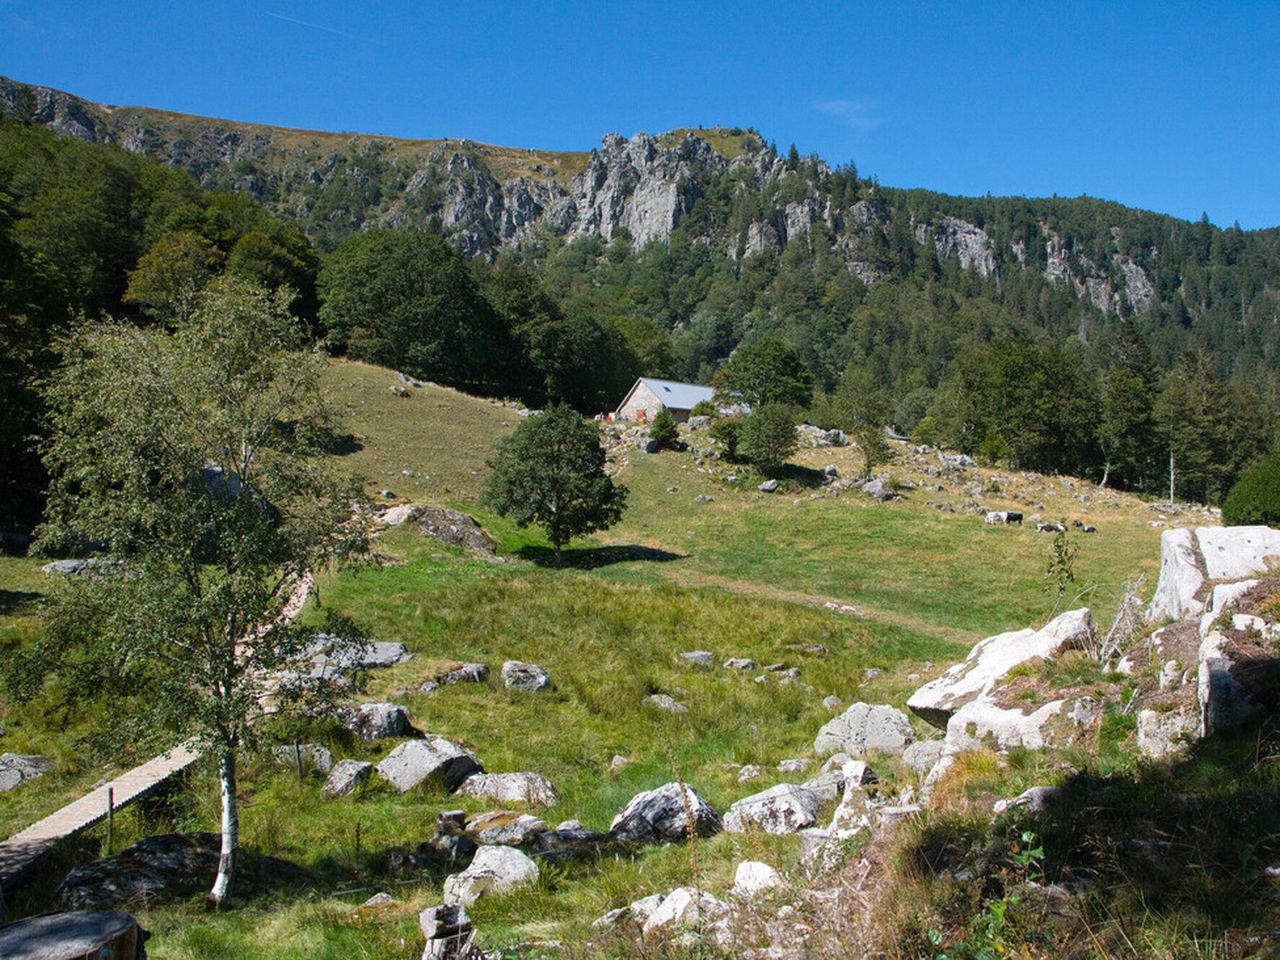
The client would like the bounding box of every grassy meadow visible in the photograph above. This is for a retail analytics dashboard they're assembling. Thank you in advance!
[0,358,1187,957]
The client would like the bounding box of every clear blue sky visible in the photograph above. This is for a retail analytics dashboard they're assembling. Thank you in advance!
[3,1,1278,228]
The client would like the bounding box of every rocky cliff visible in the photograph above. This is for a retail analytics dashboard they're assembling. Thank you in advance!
[1,74,1162,315]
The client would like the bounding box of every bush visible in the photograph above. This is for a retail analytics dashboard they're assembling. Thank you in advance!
[1223,455,1280,526]
[649,408,679,448]
[740,404,798,477]
[690,399,717,418]
[708,416,743,460]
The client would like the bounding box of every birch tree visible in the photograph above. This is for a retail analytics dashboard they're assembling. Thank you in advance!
[32,277,363,907]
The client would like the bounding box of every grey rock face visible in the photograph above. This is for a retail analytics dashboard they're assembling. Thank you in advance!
[375,736,482,792]
[679,650,715,667]
[465,811,549,846]
[502,661,551,692]
[723,783,823,834]
[610,782,721,842]
[457,772,559,808]
[901,738,947,776]
[814,702,914,757]
[442,845,539,906]
[343,702,413,741]
[1137,708,1198,758]
[0,753,53,792]
[271,743,333,775]
[322,759,373,797]
[0,909,148,960]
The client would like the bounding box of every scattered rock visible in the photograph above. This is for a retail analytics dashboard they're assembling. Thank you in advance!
[39,558,118,577]
[732,860,784,898]
[679,650,715,667]
[814,702,914,757]
[375,736,482,792]
[271,743,332,775]
[610,782,721,843]
[642,886,729,940]
[646,693,688,713]
[0,753,53,792]
[723,783,822,834]
[758,479,779,493]
[609,754,630,772]
[322,759,373,797]
[442,846,539,906]
[901,739,947,777]
[343,702,413,741]
[416,505,502,562]
[457,772,558,807]
[822,695,843,712]
[736,764,762,783]
[465,811,549,846]
[829,785,873,838]
[502,661,552,692]
[556,819,583,831]
[418,903,479,960]
[363,891,395,907]
[723,657,757,671]
[776,758,809,773]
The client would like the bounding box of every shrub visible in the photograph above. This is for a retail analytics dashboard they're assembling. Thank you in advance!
[708,416,743,460]
[649,408,679,448]
[1223,455,1280,526]
[690,399,717,418]
[740,404,799,477]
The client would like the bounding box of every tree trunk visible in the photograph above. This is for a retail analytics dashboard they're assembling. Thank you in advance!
[1099,461,1110,489]
[207,750,239,909]
[553,542,563,568]
[1169,451,1176,504]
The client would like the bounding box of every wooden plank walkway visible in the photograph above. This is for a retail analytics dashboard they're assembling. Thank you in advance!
[0,743,201,886]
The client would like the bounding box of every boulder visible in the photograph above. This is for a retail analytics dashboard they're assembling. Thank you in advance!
[732,860,784,898]
[907,608,1093,728]
[0,753,53,792]
[418,903,479,960]
[442,845,539,906]
[776,758,809,773]
[379,504,419,527]
[440,662,489,684]
[502,660,551,691]
[829,785,873,837]
[57,833,220,908]
[679,650,715,667]
[646,693,688,713]
[814,702,914,757]
[723,783,822,834]
[642,886,730,939]
[465,811,548,847]
[1148,526,1280,623]
[1146,528,1205,622]
[456,772,558,807]
[992,785,1061,815]
[0,910,148,960]
[271,743,332,775]
[944,697,1074,752]
[758,479,779,493]
[322,759,372,797]
[1137,708,1198,758]
[306,635,412,670]
[723,657,756,670]
[343,702,413,741]
[610,782,721,843]
[375,736,482,792]
[363,891,395,907]
[531,827,613,863]
[861,478,896,501]
[901,738,947,776]
[1198,630,1267,736]
[416,505,501,562]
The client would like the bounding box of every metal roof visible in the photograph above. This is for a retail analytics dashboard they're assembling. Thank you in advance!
[635,377,715,411]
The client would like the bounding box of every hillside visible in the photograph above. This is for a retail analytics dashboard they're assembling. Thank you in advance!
[3,359,1269,959]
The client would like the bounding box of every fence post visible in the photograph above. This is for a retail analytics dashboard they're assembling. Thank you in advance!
[294,741,303,780]
[106,787,114,855]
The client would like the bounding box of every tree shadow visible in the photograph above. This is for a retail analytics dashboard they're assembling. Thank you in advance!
[0,589,41,615]
[780,464,832,489]
[322,432,364,456]
[516,544,686,569]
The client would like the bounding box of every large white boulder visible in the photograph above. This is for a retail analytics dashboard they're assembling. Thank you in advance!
[1147,528,1205,623]
[1147,526,1280,623]
[1196,526,1280,581]
[442,846,539,905]
[814,702,914,757]
[456,772,558,807]
[944,698,1067,752]
[375,736,482,792]
[610,782,721,842]
[641,886,730,939]
[723,783,822,834]
[732,860,784,898]
[907,608,1092,728]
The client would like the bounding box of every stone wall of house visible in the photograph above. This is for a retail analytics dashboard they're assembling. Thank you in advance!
[617,381,663,423]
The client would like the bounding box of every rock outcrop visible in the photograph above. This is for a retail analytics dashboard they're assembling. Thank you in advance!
[610,782,721,843]
[375,736,482,792]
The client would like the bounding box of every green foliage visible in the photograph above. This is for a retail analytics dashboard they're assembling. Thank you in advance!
[690,398,717,417]
[977,426,1011,467]
[484,405,628,564]
[1223,455,1280,526]
[713,335,814,408]
[649,407,679,448]
[708,415,743,460]
[740,403,799,477]
[1045,523,1079,609]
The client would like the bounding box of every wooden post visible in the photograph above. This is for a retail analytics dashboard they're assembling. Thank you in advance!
[106,787,114,855]
[294,741,303,780]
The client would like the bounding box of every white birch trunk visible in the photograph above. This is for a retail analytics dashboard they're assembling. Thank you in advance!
[208,751,238,908]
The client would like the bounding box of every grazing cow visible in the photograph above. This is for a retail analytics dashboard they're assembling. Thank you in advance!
[984,511,1007,525]
[1083,525,1097,533]
[1005,512,1023,525]
[1037,522,1066,533]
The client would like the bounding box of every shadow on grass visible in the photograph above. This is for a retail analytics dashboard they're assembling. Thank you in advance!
[778,464,832,489]
[908,722,1280,952]
[516,545,687,569]
[322,432,364,456]
[0,589,41,615]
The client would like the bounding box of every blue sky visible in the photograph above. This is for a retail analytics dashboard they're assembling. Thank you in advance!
[3,1,1278,228]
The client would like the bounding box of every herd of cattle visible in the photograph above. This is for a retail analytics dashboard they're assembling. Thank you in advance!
[984,511,1097,534]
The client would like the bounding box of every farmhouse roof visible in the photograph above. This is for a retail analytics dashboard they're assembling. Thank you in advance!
[632,377,716,411]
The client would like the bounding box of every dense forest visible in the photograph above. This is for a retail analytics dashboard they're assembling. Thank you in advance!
[2,99,1278,532]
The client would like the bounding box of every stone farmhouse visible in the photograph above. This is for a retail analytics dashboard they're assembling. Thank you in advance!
[614,377,715,424]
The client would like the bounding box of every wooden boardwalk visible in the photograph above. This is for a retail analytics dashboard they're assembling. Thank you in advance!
[0,743,201,887]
